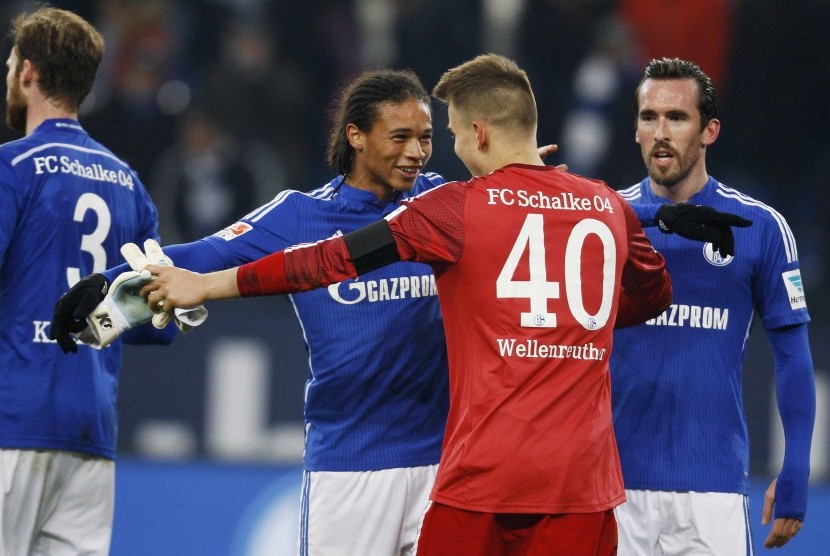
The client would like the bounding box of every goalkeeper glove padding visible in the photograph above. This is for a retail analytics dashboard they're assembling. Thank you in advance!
[80,270,155,349]
[656,203,752,257]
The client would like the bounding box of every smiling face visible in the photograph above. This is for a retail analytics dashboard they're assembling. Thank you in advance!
[5,49,27,131]
[347,98,433,201]
[635,77,719,198]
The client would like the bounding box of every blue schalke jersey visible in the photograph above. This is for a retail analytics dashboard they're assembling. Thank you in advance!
[202,174,449,471]
[612,177,810,493]
[0,119,160,460]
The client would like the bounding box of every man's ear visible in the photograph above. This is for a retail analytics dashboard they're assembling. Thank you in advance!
[473,120,487,151]
[19,59,36,88]
[345,123,363,151]
[702,117,720,147]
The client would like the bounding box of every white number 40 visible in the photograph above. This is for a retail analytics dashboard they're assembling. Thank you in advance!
[496,214,616,330]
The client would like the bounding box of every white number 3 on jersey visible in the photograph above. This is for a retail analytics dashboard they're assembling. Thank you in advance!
[67,192,112,287]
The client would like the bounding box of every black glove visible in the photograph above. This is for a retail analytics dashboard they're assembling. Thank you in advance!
[50,273,110,353]
[656,203,752,257]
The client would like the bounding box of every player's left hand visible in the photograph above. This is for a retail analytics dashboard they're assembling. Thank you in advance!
[140,265,210,313]
[762,478,805,548]
[656,203,752,257]
[538,143,568,172]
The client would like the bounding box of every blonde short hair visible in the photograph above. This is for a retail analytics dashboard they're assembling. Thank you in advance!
[433,53,537,133]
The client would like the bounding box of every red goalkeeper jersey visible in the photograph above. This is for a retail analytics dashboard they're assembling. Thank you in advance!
[239,164,671,513]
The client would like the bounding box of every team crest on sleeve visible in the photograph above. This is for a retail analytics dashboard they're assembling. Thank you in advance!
[213,221,252,241]
[782,269,807,309]
[702,243,732,266]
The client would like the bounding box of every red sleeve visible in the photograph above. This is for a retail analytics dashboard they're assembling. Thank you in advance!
[615,193,673,328]
[236,183,467,297]
[236,236,357,297]
[387,182,466,268]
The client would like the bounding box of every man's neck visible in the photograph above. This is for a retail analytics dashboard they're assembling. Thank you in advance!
[480,144,544,176]
[649,168,709,203]
[25,100,77,135]
[343,176,398,203]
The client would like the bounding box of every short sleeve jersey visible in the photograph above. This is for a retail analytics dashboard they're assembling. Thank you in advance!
[202,174,449,471]
[385,164,670,513]
[0,119,159,459]
[612,177,810,493]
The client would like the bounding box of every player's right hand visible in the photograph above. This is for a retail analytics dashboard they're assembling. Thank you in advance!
[50,273,109,353]
[762,478,805,548]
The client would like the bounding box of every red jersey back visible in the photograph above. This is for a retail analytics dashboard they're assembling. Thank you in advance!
[388,164,669,513]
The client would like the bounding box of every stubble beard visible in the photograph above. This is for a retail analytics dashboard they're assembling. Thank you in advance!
[648,164,684,188]
[645,149,692,189]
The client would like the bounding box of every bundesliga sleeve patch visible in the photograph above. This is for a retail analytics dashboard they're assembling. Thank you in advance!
[213,222,252,241]
[782,269,807,310]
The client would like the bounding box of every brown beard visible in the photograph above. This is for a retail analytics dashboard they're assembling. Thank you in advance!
[5,75,27,131]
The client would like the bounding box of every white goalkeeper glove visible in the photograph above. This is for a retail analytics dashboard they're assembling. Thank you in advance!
[78,269,155,349]
[78,239,209,349]
[119,239,209,331]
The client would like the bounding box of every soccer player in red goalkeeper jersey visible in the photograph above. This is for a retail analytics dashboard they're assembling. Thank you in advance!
[142,53,672,555]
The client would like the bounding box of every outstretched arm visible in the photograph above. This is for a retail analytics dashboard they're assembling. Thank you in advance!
[142,219,403,311]
[144,265,241,310]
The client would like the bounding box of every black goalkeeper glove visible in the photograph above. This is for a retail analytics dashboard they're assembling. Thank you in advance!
[50,273,110,353]
[656,203,752,257]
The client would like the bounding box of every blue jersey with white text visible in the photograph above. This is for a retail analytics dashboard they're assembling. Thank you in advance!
[201,175,449,471]
[612,177,810,493]
[0,119,160,459]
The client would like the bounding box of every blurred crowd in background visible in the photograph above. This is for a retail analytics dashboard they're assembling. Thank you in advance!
[2,0,828,301]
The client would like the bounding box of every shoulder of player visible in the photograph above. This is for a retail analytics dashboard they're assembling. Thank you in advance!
[0,146,15,177]
[235,184,343,230]
[616,181,644,203]
[397,172,447,201]
[711,181,790,227]
[0,133,36,161]
[0,135,48,181]
[712,180,801,263]
[0,132,135,173]
[416,171,446,189]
